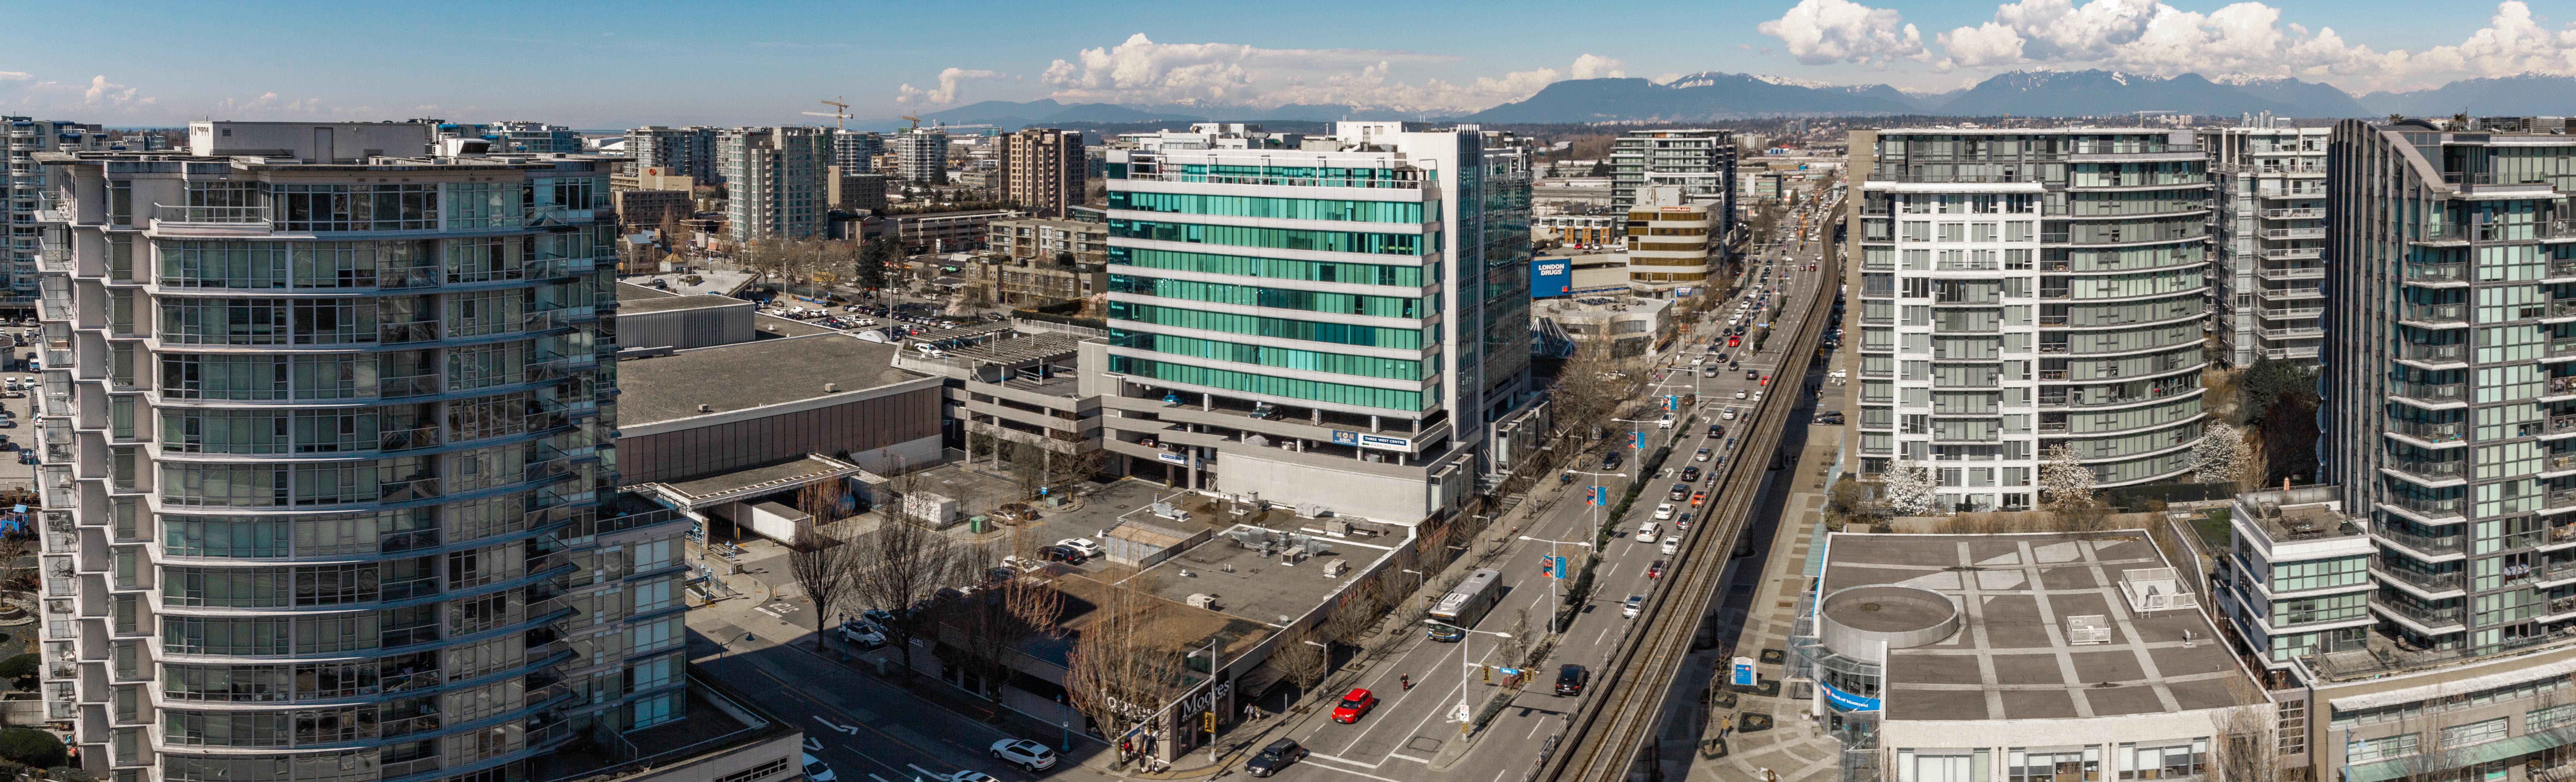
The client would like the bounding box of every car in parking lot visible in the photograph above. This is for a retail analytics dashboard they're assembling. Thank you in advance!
[1653,504,1675,520]
[1623,595,1645,618]
[1037,545,1087,564]
[835,619,889,648]
[1056,538,1102,557]
[989,739,1059,771]
[1555,664,1590,696]
[1246,738,1308,777]
[1332,688,1379,723]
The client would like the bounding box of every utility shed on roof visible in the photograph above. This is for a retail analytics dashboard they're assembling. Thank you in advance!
[619,293,754,350]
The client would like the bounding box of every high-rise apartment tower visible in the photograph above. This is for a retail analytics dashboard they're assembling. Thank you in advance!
[998,128,1086,219]
[2201,119,2329,367]
[719,126,829,242]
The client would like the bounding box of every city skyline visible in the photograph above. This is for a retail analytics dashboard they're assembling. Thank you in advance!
[3,0,2572,128]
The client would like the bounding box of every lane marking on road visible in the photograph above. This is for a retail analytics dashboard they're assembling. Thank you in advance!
[1386,753,1432,764]
[1298,760,1417,782]
[1306,753,1385,769]
[1594,625,1613,646]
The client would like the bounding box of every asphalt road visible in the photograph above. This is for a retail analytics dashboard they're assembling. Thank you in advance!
[1277,217,1842,782]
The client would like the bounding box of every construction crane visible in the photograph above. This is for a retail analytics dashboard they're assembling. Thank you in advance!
[802,97,853,130]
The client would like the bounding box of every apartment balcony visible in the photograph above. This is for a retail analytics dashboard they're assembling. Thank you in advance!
[2389,419,2467,446]
[2402,261,2469,285]
[2551,339,2576,361]
[2257,265,2324,281]
[2264,286,2326,301]
[2373,558,2465,593]
[2551,299,2576,320]
[2397,342,2467,367]
[2258,306,2323,320]
[2258,325,2324,340]
[2260,189,2328,199]
[2550,258,2576,281]
[2381,494,2467,522]
[2548,454,2576,476]
[2399,302,2468,326]
[2375,598,2466,630]
[2262,246,2324,260]
[2262,227,2327,240]
[2545,220,2576,243]
[2385,458,2467,485]
[2554,376,2576,399]
[2262,208,2325,220]
[149,204,273,235]
[2550,414,2576,438]
[2391,380,2467,407]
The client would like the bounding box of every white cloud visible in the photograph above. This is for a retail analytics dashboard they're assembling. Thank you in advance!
[896,67,1004,106]
[0,72,31,83]
[1569,54,1627,80]
[1925,0,2576,92]
[1756,0,1929,67]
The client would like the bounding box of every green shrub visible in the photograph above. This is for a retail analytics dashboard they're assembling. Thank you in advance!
[0,654,37,682]
[0,728,65,768]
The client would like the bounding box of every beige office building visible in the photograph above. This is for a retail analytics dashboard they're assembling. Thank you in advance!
[1625,185,1713,294]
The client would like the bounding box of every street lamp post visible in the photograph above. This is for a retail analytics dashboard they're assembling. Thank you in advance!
[1421,618,1511,736]
[1518,535,1596,633]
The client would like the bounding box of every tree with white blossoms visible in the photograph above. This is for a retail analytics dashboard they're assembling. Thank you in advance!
[1880,458,1940,517]
[2192,422,2254,488]
[2039,444,2097,512]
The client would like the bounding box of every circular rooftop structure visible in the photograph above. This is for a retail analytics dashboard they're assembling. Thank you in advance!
[1817,584,1962,663]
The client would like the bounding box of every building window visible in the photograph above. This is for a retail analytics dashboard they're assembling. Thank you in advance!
[1895,750,1979,782]
[2346,733,2419,763]
[2118,739,2205,778]
[2441,716,2508,748]
[2008,748,2097,782]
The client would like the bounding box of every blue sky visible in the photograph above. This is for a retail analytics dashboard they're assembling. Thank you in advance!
[2,0,2566,127]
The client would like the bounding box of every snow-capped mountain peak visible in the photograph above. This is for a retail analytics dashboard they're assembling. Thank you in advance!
[1753,74,1835,89]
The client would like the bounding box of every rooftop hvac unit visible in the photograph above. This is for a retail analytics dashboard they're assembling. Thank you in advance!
[2066,615,2111,645]
[1186,593,1218,610]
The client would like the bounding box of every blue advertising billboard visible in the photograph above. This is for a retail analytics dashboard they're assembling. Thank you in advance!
[1532,257,1573,298]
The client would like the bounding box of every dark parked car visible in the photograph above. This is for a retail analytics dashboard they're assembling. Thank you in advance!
[1037,545,1087,564]
[1555,664,1590,696]
[1246,738,1307,777]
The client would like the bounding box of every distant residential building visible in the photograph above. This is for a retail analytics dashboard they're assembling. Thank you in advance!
[629,125,723,183]
[1115,123,1303,151]
[891,208,1023,253]
[614,188,693,230]
[1610,128,1738,260]
[833,129,884,173]
[829,166,890,211]
[437,120,583,153]
[894,127,948,184]
[719,126,830,241]
[2199,119,2328,367]
[1534,213,1619,248]
[1624,185,1713,295]
[988,217,1106,265]
[7,117,109,297]
[611,164,695,194]
[999,128,1087,218]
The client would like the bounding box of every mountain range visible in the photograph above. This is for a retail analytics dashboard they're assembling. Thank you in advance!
[856,70,2576,129]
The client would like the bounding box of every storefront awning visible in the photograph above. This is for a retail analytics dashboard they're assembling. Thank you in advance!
[2345,733,2566,782]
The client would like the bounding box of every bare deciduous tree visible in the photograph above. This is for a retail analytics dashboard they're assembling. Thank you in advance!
[788,482,861,650]
[1322,577,1389,651]
[1273,628,1330,695]
[848,517,963,677]
[1065,568,1191,749]
[2210,678,2284,782]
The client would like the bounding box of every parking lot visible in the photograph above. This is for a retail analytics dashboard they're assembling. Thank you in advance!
[0,329,37,494]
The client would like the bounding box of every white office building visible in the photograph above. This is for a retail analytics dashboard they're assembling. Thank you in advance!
[893,128,948,184]
[719,126,829,242]
[2200,119,2329,367]
[1095,121,1542,524]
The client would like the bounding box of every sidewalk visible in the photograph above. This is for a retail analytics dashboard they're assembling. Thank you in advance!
[1700,379,1849,782]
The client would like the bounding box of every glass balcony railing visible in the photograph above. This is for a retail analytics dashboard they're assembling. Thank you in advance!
[2392,381,2466,404]
[2373,558,2464,592]
[2401,302,2467,324]
[2384,495,2466,520]
[2376,598,2465,628]
[2387,458,2466,481]
[2399,343,2466,364]
[2403,262,2468,283]
[152,204,270,225]
[2390,419,2465,444]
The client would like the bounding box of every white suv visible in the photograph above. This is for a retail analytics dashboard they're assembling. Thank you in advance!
[990,739,1059,772]
[1055,538,1103,557]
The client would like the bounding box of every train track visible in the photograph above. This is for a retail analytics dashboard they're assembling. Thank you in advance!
[1539,227,1843,782]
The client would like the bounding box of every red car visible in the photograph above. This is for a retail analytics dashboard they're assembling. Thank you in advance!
[1332,688,1379,723]
[1759,374,1772,387]
[1647,559,1668,579]
[1727,335,1741,347]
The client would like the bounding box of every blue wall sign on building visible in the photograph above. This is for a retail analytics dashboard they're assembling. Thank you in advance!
[1820,681,1882,712]
[1532,257,1573,298]
[1157,452,1187,465]
[1730,656,1758,687]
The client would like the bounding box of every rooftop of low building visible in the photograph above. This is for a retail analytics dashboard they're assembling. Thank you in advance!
[617,334,925,425]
